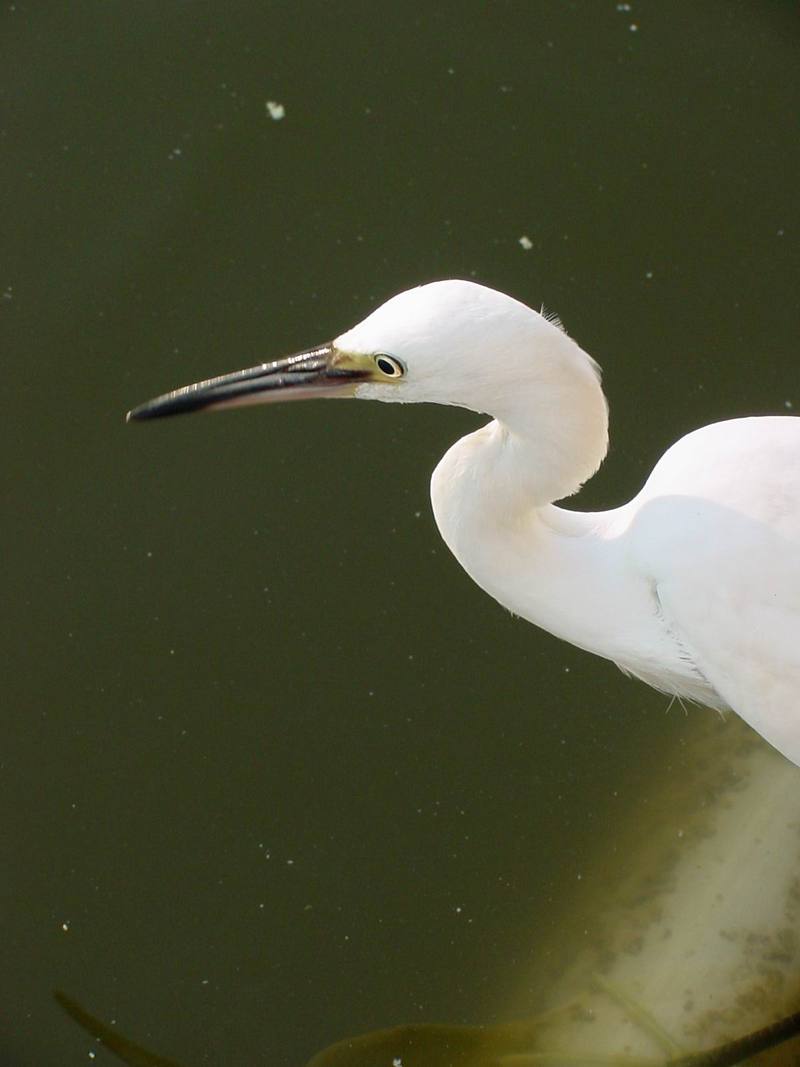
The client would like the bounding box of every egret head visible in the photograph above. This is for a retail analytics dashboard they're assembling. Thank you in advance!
[128,280,605,444]
[338,279,580,415]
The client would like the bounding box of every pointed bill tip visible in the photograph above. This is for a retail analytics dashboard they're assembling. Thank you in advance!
[125,344,372,424]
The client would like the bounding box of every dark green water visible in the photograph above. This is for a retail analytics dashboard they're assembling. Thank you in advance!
[3,3,799,1064]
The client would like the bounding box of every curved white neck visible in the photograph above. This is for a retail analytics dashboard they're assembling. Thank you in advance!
[430,429,623,651]
[478,329,610,507]
[429,420,716,707]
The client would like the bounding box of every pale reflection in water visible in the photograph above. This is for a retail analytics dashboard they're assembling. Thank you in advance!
[517,716,800,1061]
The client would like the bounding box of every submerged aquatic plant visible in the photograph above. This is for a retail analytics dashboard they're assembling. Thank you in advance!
[55,988,800,1066]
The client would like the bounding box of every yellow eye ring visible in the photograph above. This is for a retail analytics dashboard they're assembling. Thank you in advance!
[374,354,405,378]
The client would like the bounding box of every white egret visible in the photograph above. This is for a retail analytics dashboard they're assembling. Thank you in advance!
[129,280,800,767]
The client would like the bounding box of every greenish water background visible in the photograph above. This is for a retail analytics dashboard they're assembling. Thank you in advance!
[3,3,799,1063]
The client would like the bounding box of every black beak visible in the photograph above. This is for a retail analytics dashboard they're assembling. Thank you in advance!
[127,344,370,422]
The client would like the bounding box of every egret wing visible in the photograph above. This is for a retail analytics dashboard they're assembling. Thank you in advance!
[657,569,800,765]
[629,418,800,765]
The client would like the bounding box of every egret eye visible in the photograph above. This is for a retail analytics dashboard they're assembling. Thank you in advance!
[374,354,405,379]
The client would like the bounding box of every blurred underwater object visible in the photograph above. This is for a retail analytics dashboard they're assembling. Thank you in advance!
[305,1004,800,1066]
[55,991,184,1067]
[55,713,800,1066]
[55,986,800,1066]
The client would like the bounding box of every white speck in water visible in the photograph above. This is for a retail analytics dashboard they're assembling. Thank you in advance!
[784,400,793,410]
[616,2,632,9]
[266,100,286,121]
[61,921,70,932]
[629,22,638,31]
[518,235,533,251]
[393,1059,403,1067]
[645,270,653,279]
